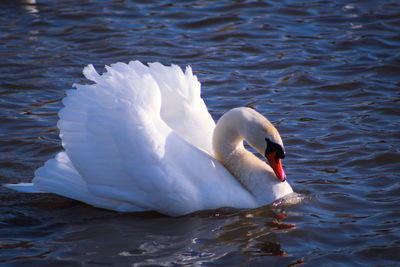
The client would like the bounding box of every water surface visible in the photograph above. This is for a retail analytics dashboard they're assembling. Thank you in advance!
[1,0,399,266]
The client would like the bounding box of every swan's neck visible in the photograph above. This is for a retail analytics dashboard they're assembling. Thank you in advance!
[212,108,292,203]
[213,123,246,164]
[212,110,260,185]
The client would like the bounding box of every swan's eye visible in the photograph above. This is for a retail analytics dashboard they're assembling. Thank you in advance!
[265,138,285,162]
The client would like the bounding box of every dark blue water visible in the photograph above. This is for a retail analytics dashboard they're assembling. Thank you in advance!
[1,0,399,266]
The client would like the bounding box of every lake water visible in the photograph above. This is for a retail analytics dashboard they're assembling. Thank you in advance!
[1,0,399,266]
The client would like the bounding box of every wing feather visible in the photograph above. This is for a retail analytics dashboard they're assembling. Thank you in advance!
[6,61,256,216]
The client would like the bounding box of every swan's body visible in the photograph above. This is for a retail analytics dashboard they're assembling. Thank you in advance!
[5,61,293,216]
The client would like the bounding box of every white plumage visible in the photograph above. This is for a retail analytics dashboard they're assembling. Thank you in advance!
[5,61,293,216]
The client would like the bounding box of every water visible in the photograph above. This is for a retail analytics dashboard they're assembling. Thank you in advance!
[1,0,399,265]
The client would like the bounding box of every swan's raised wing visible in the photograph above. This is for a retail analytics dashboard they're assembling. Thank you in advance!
[49,62,254,215]
[122,61,215,155]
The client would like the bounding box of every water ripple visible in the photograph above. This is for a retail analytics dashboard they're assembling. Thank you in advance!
[0,0,399,265]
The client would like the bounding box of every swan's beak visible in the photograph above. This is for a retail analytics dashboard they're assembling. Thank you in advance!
[266,151,286,182]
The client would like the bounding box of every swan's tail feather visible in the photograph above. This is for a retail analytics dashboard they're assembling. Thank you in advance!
[5,151,147,212]
[33,152,148,212]
[3,183,43,193]
[33,152,88,197]
[4,152,90,198]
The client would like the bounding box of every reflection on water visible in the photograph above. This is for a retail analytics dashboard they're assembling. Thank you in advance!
[21,0,39,14]
[1,0,399,265]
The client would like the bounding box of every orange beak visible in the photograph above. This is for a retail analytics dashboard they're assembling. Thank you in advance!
[266,151,286,182]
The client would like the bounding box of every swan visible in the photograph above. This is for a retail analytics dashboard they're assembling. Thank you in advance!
[4,61,293,216]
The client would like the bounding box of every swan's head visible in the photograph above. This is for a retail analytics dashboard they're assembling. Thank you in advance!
[213,107,287,182]
[238,108,287,182]
[264,137,286,182]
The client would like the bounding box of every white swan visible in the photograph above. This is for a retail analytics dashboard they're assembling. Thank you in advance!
[5,61,293,216]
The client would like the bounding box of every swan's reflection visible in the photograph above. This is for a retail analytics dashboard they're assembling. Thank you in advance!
[209,204,297,258]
